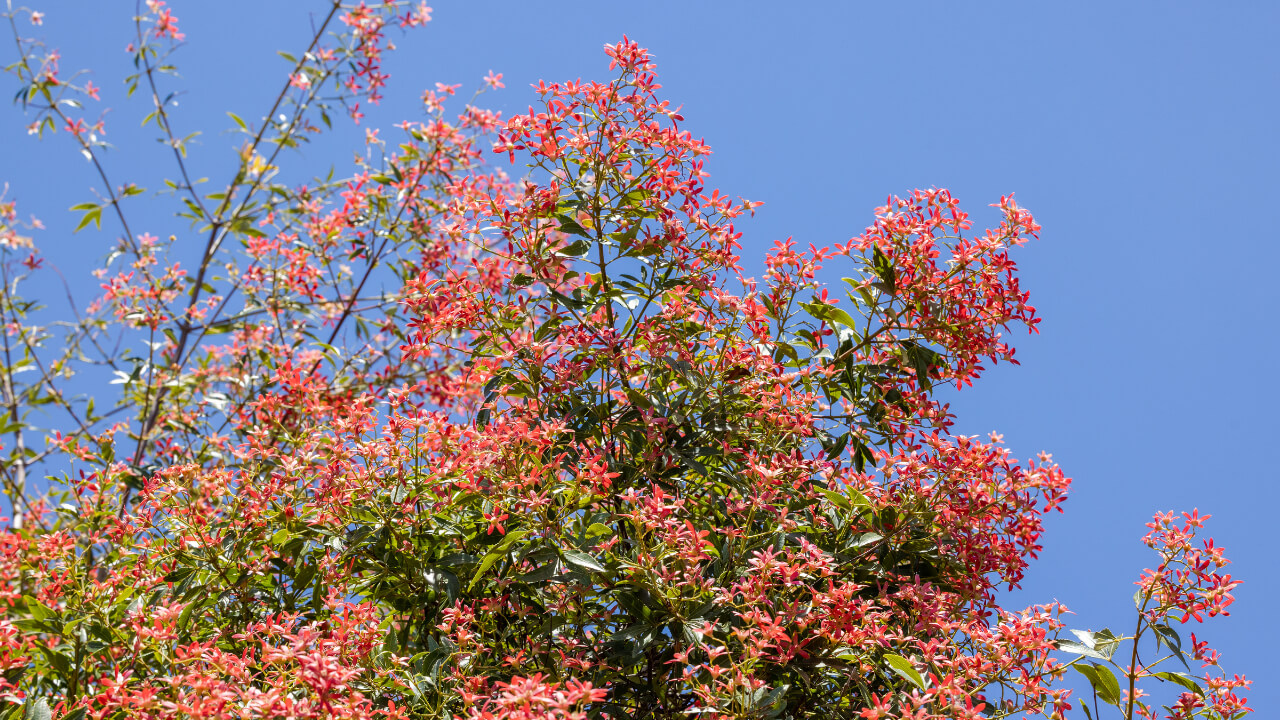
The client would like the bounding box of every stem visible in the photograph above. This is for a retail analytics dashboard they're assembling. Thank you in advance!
[0,259,29,530]
[1125,598,1149,720]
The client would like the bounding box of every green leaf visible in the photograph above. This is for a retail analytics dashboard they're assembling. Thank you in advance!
[755,683,789,713]
[772,341,800,365]
[825,306,859,334]
[821,431,850,461]
[468,530,528,591]
[871,246,896,294]
[1054,639,1107,660]
[557,239,591,257]
[883,653,924,689]
[1153,671,1203,696]
[1069,629,1097,648]
[1073,662,1122,707]
[845,488,872,510]
[1092,628,1121,660]
[227,112,247,131]
[517,562,558,584]
[555,215,591,237]
[1093,664,1122,706]
[851,532,882,549]
[609,623,658,647]
[584,523,613,538]
[562,550,606,574]
[1151,622,1191,670]
[74,207,102,232]
[818,487,851,511]
[22,698,50,720]
[24,598,55,622]
[901,341,940,391]
[851,440,877,472]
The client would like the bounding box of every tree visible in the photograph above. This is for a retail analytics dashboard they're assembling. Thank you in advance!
[0,3,1250,719]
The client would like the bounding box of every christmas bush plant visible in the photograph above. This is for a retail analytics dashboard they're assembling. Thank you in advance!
[0,3,1249,718]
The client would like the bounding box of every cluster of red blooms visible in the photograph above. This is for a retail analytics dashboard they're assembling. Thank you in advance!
[0,8,1249,720]
[1139,511,1237,625]
[144,1,184,43]
[1126,512,1249,719]
[336,1,434,122]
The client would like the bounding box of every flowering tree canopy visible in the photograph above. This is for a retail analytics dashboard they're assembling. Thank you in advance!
[0,3,1249,719]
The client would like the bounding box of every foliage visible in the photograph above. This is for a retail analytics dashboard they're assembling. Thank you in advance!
[0,2,1251,719]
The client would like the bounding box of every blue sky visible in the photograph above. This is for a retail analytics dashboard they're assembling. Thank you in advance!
[3,1,1276,714]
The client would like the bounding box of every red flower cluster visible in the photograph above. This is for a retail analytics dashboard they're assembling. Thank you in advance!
[0,7,1249,720]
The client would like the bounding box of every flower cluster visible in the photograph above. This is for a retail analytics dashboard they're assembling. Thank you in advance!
[0,8,1249,720]
[1139,511,1238,624]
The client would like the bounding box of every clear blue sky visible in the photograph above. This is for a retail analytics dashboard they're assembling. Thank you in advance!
[3,1,1275,713]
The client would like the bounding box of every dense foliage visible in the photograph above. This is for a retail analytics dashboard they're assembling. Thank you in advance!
[0,3,1250,719]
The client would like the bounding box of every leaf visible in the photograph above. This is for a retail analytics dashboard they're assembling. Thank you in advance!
[818,487,851,511]
[882,653,924,689]
[517,563,557,584]
[24,598,55,622]
[822,306,860,342]
[851,440,877,472]
[227,112,247,130]
[900,341,940,391]
[871,246,896,294]
[1150,622,1192,671]
[820,431,850,462]
[1073,662,1122,707]
[850,532,882,549]
[22,698,50,720]
[73,206,102,233]
[557,239,591,257]
[609,623,657,644]
[1070,629,1098,649]
[554,214,591,237]
[1092,627,1121,660]
[468,530,528,591]
[1153,671,1204,696]
[561,550,606,574]
[1054,639,1107,660]
[845,487,873,510]
[292,562,317,592]
[755,683,788,713]
[1065,628,1121,661]
[584,522,613,538]
[772,341,800,365]
[1092,664,1122,706]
